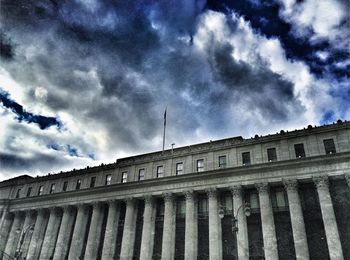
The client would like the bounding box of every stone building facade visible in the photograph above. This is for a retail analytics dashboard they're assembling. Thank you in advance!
[0,121,349,260]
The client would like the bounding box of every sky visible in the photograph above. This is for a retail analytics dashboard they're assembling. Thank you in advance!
[0,0,349,181]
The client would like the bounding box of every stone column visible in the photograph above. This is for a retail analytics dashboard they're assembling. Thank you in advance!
[18,211,36,259]
[26,209,49,260]
[207,188,222,260]
[101,200,120,260]
[283,179,309,260]
[345,174,350,188]
[314,176,344,260]
[140,196,156,260]
[4,211,24,258]
[256,182,278,260]
[185,190,197,260]
[161,193,176,260]
[120,198,138,260]
[0,212,13,259]
[53,206,76,260]
[40,207,61,260]
[231,185,249,260]
[85,202,105,259]
[68,204,90,260]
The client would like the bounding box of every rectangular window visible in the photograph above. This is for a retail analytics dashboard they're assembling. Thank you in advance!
[76,179,81,190]
[157,165,164,178]
[38,186,44,196]
[50,183,55,194]
[267,148,277,162]
[275,190,287,207]
[62,181,68,191]
[26,187,32,197]
[16,189,21,198]
[294,143,305,158]
[197,159,204,172]
[218,156,227,168]
[242,152,251,165]
[122,172,128,183]
[176,162,183,175]
[105,174,112,185]
[139,169,145,181]
[323,139,336,154]
[90,176,96,188]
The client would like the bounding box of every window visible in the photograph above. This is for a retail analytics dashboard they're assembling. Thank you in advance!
[176,200,186,216]
[157,166,164,178]
[122,172,128,183]
[198,198,208,214]
[323,139,336,154]
[139,169,145,181]
[76,179,81,190]
[105,174,112,185]
[267,148,277,162]
[90,177,96,188]
[16,189,21,198]
[26,187,32,197]
[242,152,251,165]
[38,186,44,196]
[197,159,204,172]
[62,181,68,191]
[176,163,183,175]
[275,190,287,207]
[294,143,305,158]
[218,156,227,168]
[50,183,55,194]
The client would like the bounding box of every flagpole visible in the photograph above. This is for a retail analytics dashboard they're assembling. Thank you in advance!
[162,107,167,153]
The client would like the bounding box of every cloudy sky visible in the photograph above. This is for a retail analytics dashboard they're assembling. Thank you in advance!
[0,0,349,181]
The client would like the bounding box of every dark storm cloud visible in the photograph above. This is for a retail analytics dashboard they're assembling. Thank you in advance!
[0,88,62,130]
[0,32,14,60]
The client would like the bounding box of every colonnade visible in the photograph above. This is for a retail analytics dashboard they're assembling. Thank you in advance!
[0,175,347,260]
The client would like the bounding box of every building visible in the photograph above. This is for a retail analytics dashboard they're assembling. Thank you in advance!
[0,121,349,260]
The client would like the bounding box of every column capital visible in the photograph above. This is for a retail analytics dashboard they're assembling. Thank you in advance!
[91,201,104,210]
[184,190,195,201]
[62,205,75,215]
[230,185,243,197]
[255,182,269,194]
[163,193,174,203]
[143,195,154,206]
[283,179,298,192]
[124,197,136,207]
[205,188,217,198]
[24,209,36,218]
[106,199,119,208]
[313,176,329,190]
[345,174,350,187]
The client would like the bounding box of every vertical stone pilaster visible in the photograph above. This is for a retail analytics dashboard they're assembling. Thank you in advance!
[53,205,76,260]
[4,211,24,258]
[314,176,344,260]
[101,200,120,260]
[0,212,13,259]
[140,196,156,260]
[283,179,309,260]
[256,182,278,260]
[85,202,105,259]
[184,190,197,260]
[68,204,90,260]
[26,209,49,260]
[231,185,249,260]
[39,207,61,260]
[120,198,138,260]
[207,188,222,260]
[161,193,176,260]
[18,210,36,259]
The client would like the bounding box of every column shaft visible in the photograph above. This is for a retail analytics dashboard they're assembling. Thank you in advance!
[40,208,61,260]
[314,176,344,260]
[53,206,76,260]
[161,194,176,260]
[68,204,90,260]
[283,179,309,260]
[0,212,13,259]
[140,196,156,260]
[4,212,24,258]
[26,209,49,260]
[85,202,105,259]
[101,201,120,260]
[207,189,222,260]
[256,183,278,260]
[231,185,249,260]
[18,211,36,259]
[120,199,138,260]
[185,190,197,260]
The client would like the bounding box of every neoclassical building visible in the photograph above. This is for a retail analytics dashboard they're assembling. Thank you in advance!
[0,121,349,260]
